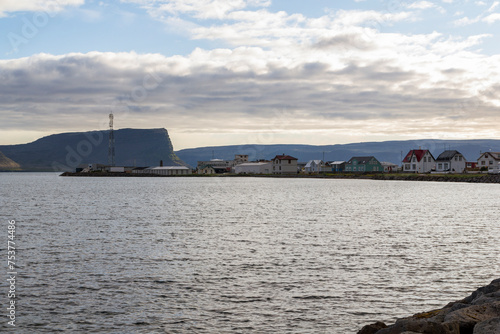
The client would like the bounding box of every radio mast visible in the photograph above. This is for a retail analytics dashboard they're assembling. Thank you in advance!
[108,112,115,166]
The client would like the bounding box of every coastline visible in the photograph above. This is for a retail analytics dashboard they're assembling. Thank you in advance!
[59,172,500,184]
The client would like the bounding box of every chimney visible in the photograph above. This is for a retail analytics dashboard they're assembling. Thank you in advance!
[160,160,163,167]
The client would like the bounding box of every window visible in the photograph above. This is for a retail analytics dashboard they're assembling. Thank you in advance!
[412,164,416,170]
[412,157,416,162]
[288,160,291,164]
[490,161,493,165]
[438,163,442,169]
[481,161,486,165]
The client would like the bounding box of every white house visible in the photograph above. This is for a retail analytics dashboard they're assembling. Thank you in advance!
[271,154,298,174]
[477,152,500,170]
[402,149,435,173]
[381,162,399,173]
[234,162,272,174]
[197,154,248,169]
[435,150,466,173]
[304,160,323,173]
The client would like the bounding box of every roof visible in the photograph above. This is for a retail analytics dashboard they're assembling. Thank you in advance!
[198,164,215,169]
[149,166,190,170]
[305,160,323,168]
[436,150,462,162]
[347,156,379,164]
[381,161,398,166]
[479,152,500,161]
[272,154,298,161]
[235,162,271,167]
[326,161,345,165]
[402,149,433,163]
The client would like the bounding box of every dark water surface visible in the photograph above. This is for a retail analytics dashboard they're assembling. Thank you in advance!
[1,173,499,333]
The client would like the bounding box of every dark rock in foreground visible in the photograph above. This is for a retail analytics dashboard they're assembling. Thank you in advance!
[358,278,500,334]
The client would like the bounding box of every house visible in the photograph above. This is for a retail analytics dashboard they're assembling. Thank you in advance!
[381,162,399,173]
[271,154,298,174]
[435,150,466,173]
[197,154,248,169]
[234,162,272,174]
[345,156,383,172]
[326,161,345,173]
[402,149,435,173]
[304,160,323,173]
[197,165,216,174]
[477,152,500,170]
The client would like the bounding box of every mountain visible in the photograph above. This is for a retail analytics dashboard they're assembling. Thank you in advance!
[175,139,500,168]
[0,128,185,171]
[0,151,21,171]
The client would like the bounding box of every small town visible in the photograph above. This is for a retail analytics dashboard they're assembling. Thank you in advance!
[74,148,500,176]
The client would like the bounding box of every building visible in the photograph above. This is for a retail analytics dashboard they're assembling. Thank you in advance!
[435,150,466,173]
[304,160,323,173]
[197,155,248,169]
[381,162,399,173]
[234,162,272,174]
[477,152,500,170]
[345,156,383,172]
[134,166,192,175]
[326,161,345,173]
[271,154,298,174]
[197,165,216,174]
[466,161,478,170]
[402,149,435,173]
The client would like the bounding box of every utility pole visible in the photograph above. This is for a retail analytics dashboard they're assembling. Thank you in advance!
[108,112,115,166]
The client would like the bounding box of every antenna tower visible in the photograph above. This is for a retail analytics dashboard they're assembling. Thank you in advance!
[108,112,115,166]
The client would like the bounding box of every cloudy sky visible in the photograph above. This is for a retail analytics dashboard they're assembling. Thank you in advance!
[1,0,500,149]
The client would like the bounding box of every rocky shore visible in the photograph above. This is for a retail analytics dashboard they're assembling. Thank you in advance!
[358,278,500,334]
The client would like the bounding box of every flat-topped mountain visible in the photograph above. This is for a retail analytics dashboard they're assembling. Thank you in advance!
[0,128,185,171]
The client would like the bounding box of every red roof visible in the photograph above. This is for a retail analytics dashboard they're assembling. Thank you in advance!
[402,149,430,163]
[273,155,298,160]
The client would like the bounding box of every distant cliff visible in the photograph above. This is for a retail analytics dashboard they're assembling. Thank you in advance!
[0,128,186,171]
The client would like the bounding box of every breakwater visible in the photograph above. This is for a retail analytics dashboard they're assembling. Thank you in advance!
[358,278,500,334]
[60,171,500,183]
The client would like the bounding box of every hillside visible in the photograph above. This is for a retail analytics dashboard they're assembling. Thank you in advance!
[175,139,500,168]
[0,151,21,170]
[0,128,185,171]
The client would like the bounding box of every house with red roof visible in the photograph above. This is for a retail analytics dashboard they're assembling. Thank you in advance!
[271,154,298,174]
[402,149,435,173]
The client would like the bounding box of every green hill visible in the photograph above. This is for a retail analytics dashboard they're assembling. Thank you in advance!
[0,128,185,172]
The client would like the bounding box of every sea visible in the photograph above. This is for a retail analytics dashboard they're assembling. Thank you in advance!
[0,173,499,333]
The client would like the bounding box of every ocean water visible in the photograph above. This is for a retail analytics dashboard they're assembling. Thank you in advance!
[0,173,499,333]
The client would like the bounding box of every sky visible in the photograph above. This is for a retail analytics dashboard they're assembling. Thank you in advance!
[1,0,500,150]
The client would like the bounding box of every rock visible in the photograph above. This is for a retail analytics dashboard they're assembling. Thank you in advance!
[358,321,387,334]
[473,317,500,334]
[444,302,500,332]
[357,279,500,334]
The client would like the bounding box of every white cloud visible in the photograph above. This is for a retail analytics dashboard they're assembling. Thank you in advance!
[483,12,500,23]
[0,0,84,16]
[407,1,436,10]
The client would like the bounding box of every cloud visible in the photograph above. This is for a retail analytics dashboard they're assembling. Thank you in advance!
[0,0,84,16]
[2,1,500,147]
[1,26,499,148]
[407,1,436,10]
